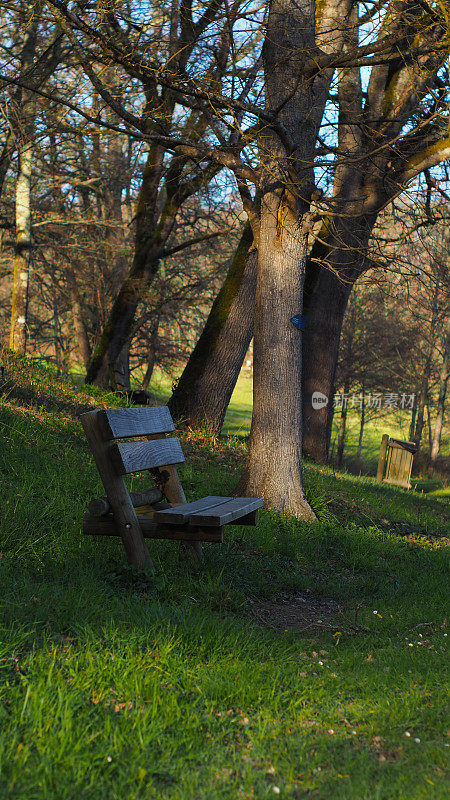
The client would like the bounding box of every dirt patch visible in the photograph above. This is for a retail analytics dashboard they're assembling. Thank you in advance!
[249,593,341,632]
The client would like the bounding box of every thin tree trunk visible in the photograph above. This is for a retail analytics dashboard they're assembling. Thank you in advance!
[336,379,349,468]
[85,143,168,387]
[426,401,432,453]
[66,266,91,368]
[114,342,131,391]
[414,374,428,446]
[50,266,63,372]
[356,387,365,460]
[409,399,417,442]
[140,319,160,390]
[169,222,256,434]
[431,318,450,464]
[10,142,32,353]
[140,345,157,391]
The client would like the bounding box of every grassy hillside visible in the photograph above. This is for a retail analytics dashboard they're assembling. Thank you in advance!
[0,351,449,799]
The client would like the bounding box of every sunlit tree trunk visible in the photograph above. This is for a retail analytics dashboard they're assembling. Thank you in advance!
[430,319,449,464]
[409,399,417,442]
[236,0,330,518]
[10,143,32,353]
[336,378,349,468]
[356,387,365,460]
[238,195,315,517]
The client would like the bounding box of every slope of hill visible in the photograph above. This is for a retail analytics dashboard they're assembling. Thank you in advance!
[0,350,448,799]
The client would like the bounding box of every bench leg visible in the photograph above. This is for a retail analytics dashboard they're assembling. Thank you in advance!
[150,461,204,564]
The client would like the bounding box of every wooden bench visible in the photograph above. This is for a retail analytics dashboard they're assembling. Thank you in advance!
[80,406,263,569]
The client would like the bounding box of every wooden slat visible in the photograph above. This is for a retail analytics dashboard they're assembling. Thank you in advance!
[189,497,263,527]
[376,434,389,482]
[83,512,223,542]
[389,438,418,455]
[111,438,185,474]
[99,406,175,440]
[154,496,232,525]
[388,446,400,483]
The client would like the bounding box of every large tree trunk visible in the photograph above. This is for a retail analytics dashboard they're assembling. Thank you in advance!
[302,212,375,463]
[302,266,352,463]
[430,318,450,464]
[10,142,32,353]
[237,196,315,518]
[169,222,256,434]
[235,0,337,518]
[236,0,355,516]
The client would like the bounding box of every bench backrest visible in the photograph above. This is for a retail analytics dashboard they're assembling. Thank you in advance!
[94,407,185,474]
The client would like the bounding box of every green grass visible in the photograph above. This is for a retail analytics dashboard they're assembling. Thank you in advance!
[0,352,449,798]
[223,371,254,437]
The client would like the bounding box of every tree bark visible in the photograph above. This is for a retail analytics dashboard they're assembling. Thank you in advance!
[237,196,315,518]
[10,142,32,353]
[236,0,357,516]
[430,318,450,464]
[168,222,256,434]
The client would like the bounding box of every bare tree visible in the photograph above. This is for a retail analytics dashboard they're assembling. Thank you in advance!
[302,0,450,462]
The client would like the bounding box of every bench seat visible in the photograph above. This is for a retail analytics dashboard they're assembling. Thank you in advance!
[153,496,263,527]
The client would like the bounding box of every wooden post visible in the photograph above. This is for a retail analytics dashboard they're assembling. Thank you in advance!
[80,410,153,570]
[152,461,204,563]
[148,431,204,563]
[376,434,389,482]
